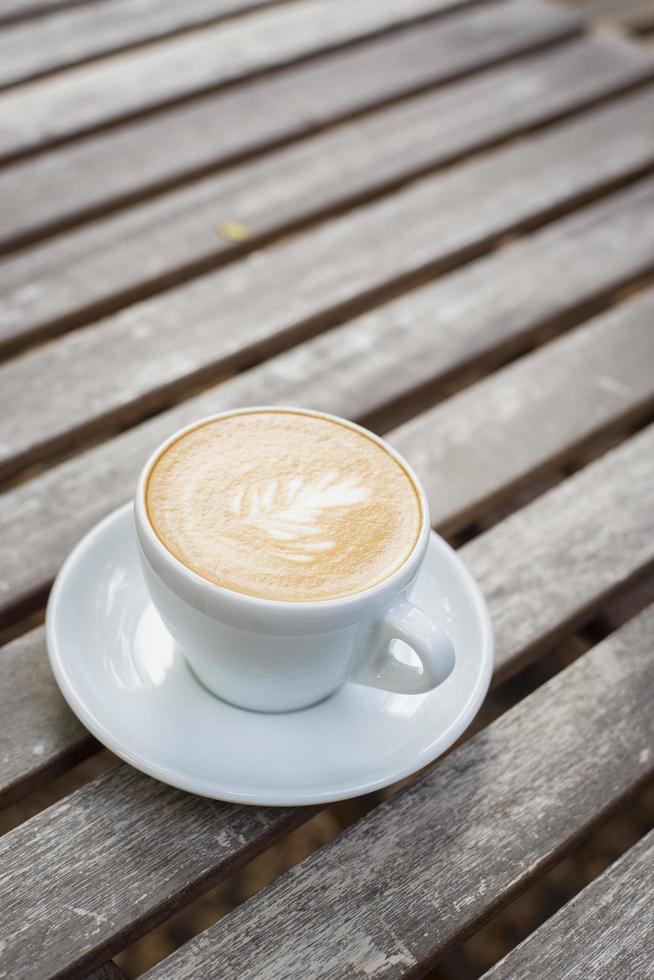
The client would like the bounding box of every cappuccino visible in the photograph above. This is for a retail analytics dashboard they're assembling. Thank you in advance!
[145,410,423,601]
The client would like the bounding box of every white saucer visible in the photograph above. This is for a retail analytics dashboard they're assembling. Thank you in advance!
[46,504,493,806]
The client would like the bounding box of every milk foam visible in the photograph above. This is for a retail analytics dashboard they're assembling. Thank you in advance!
[146,411,423,601]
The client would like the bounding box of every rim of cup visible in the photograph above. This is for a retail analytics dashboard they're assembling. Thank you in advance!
[134,406,431,612]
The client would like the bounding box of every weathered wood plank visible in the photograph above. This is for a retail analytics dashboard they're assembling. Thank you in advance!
[4,291,654,809]
[482,830,654,980]
[142,605,654,980]
[3,175,654,618]
[3,35,652,353]
[0,0,496,161]
[2,86,654,479]
[0,0,281,90]
[3,576,653,979]
[0,0,581,250]
[395,289,654,538]
[0,0,102,28]
[462,421,654,682]
[0,626,92,807]
[575,0,654,29]
[0,765,312,980]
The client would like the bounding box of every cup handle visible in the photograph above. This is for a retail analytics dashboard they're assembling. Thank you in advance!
[352,595,455,694]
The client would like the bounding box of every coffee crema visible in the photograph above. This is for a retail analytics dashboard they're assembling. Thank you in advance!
[145,410,423,601]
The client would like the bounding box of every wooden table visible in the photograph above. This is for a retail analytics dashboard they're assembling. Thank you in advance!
[1,0,654,977]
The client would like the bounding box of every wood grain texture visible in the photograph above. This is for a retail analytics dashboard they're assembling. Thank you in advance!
[394,289,654,537]
[5,295,654,804]
[140,605,654,979]
[461,422,654,682]
[0,0,281,90]
[0,5,648,977]
[3,175,654,619]
[482,830,654,980]
[3,491,654,980]
[3,85,654,478]
[0,0,492,161]
[0,0,581,251]
[3,35,652,353]
[0,0,104,28]
[0,764,312,980]
[4,292,654,810]
[0,625,92,807]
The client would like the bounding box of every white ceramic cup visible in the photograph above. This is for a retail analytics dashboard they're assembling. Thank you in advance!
[134,408,456,712]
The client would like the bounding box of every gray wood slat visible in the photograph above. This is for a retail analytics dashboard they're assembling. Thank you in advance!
[0,0,495,161]
[482,830,654,980]
[577,0,654,28]
[143,603,654,980]
[0,628,95,807]
[3,518,653,979]
[3,174,654,620]
[3,35,652,353]
[0,767,312,980]
[0,0,281,90]
[462,420,654,682]
[0,0,103,28]
[4,287,654,809]
[392,288,654,544]
[0,0,581,250]
[2,86,654,480]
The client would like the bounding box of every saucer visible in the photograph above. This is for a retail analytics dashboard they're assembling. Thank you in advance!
[46,504,493,806]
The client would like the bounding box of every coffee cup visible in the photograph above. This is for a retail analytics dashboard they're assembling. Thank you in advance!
[134,407,455,712]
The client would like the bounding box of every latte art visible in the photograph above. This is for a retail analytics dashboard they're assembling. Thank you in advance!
[145,410,423,601]
[230,473,369,563]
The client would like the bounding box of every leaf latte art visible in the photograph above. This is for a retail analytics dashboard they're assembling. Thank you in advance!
[230,474,369,563]
[146,410,423,601]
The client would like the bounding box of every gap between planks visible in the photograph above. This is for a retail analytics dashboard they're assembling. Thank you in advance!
[2,86,654,484]
[0,0,585,252]
[140,602,654,980]
[1,33,653,354]
[0,0,109,29]
[481,828,654,980]
[2,175,654,623]
[0,0,294,93]
[2,558,653,979]
[0,0,500,165]
[85,963,129,980]
[2,295,654,807]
